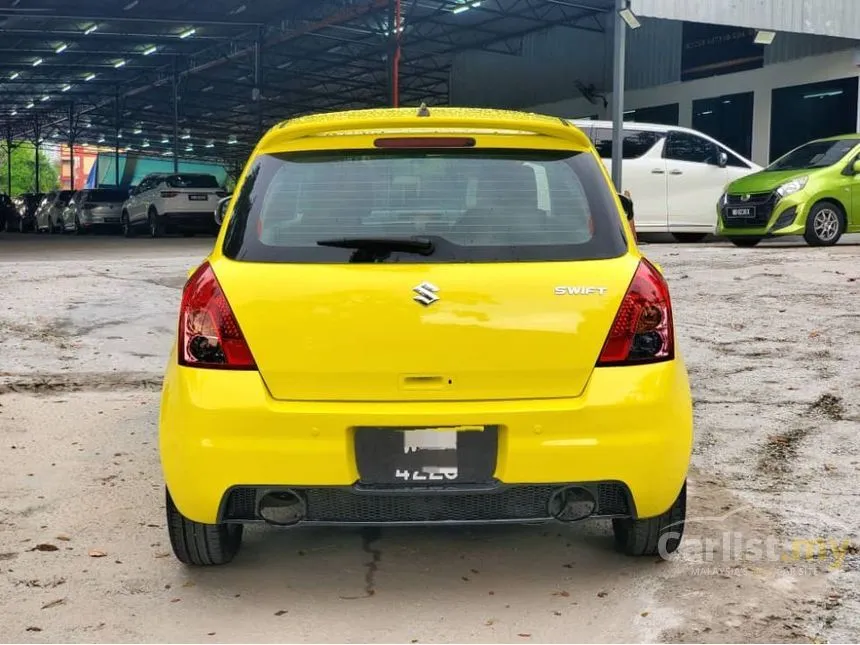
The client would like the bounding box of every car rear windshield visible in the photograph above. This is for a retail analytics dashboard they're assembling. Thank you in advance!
[222,149,627,263]
[166,174,220,189]
[86,189,129,202]
[768,138,860,171]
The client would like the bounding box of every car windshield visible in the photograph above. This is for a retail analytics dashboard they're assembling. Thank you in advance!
[767,138,860,171]
[86,189,129,203]
[166,174,220,189]
[222,148,627,264]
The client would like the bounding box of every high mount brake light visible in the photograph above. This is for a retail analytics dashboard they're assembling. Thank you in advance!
[178,262,256,370]
[597,258,674,366]
[373,137,476,148]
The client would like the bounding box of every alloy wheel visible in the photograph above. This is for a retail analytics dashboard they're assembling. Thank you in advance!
[813,208,840,242]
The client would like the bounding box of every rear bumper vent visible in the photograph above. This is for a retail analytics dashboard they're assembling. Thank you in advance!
[220,482,633,525]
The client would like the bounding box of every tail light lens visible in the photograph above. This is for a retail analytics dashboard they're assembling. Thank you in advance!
[597,258,674,366]
[216,191,228,198]
[161,191,180,198]
[178,262,256,370]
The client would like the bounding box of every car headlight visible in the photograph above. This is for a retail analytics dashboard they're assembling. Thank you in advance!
[718,192,728,208]
[776,176,809,199]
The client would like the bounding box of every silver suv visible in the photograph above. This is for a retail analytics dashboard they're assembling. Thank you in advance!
[61,188,129,234]
[121,172,227,238]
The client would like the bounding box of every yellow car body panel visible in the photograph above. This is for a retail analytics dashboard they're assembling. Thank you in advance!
[160,355,692,524]
[159,107,692,531]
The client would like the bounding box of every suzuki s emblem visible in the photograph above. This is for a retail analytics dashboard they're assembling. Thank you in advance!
[413,282,439,306]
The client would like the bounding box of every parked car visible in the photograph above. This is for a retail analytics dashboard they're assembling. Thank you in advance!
[35,190,75,233]
[159,107,692,566]
[570,119,761,242]
[0,194,15,231]
[122,172,228,238]
[9,192,44,233]
[717,134,860,247]
[61,188,129,234]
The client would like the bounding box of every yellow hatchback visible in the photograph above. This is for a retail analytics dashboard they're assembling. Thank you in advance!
[159,107,693,566]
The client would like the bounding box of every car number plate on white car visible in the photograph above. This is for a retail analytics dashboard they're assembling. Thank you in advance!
[188,194,208,201]
[727,207,754,218]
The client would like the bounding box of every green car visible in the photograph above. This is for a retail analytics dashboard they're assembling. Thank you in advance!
[717,135,860,247]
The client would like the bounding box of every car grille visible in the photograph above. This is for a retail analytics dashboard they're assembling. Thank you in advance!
[722,191,777,228]
[220,482,632,524]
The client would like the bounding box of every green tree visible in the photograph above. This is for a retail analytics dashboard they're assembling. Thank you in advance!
[0,141,60,196]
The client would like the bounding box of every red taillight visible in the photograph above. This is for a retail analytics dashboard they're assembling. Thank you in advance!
[374,137,476,148]
[161,191,180,198]
[216,191,228,198]
[597,259,674,366]
[178,262,256,370]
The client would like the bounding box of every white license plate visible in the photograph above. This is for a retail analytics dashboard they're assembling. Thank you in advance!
[727,207,753,218]
[188,194,208,201]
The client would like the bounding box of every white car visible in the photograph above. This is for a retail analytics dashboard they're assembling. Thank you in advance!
[570,120,761,242]
[121,172,228,238]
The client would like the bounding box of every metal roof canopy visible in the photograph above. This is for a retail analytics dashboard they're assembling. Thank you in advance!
[631,0,860,40]
[0,0,616,169]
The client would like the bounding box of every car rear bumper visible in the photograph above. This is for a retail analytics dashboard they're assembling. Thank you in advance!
[160,357,693,525]
[160,211,217,231]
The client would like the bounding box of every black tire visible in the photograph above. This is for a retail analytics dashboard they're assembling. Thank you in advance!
[148,209,165,238]
[122,212,135,238]
[47,218,54,235]
[728,237,762,248]
[672,233,708,243]
[804,200,845,247]
[613,481,686,558]
[166,488,243,566]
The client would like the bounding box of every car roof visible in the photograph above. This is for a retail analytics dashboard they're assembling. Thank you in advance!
[810,133,860,143]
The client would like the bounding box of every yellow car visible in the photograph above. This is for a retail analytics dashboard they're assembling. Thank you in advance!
[159,107,693,566]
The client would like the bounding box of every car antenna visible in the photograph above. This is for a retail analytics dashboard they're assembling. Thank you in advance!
[417,102,431,117]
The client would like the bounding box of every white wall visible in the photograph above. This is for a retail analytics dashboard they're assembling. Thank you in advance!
[528,49,860,165]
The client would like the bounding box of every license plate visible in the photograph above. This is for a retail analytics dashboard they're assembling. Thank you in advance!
[188,194,208,201]
[354,425,498,485]
[104,217,119,223]
[727,207,754,218]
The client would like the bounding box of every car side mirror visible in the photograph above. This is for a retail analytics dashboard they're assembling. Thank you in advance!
[718,151,728,168]
[853,160,860,175]
[618,193,634,222]
[214,195,231,226]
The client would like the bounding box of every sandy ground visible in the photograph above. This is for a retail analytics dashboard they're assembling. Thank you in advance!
[1,233,859,643]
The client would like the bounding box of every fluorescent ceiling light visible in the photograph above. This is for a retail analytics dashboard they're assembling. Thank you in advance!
[41,95,50,101]
[227,135,238,144]
[699,110,713,116]
[98,134,106,142]
[142,139,150,148]
[10,72,19,80]
[618,7,641,29]
[185,144,194,151]
[143,104,153,110]
[55,44,68,54]
[32,58,43,67]
[803,90,843,99]
[206,139,215,148]
[452,0,482,13]
[85,24,98,35]
[26,102,34,109]
[62,84,71,92]
[134,124,143,134]
[754,30,776,45]
[179,28,196,39]
[161,135,169,143]
[114,59,127,68]
[85,73,97,81]
[181,128,191,139]
[229,4,247,15]
[162,150,173,156]
[202,85,214,92]
[10,110,17,116]
[143,45,158,56]
[124,0,139,9]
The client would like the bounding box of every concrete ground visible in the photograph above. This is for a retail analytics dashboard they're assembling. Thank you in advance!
[1,232,859,643]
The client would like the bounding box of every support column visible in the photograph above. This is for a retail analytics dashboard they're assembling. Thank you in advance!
[32,118,41,193]
[68,102,76,191]
[610,0,627,191]
[388,0,401,107]
[114,87,121,186]
[172,64,180,173]
[254,27,263,139]
[4,124,13,196]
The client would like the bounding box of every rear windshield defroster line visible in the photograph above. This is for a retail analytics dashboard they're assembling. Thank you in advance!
[222,148,628,264]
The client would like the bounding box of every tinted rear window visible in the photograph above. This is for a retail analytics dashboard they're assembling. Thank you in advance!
[589,128,663,160]
[86,189,129,202]
[222,149,627,264]
[166,174,220,188]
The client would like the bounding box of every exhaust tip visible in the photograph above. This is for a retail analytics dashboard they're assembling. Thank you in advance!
[548,486,596,522]
[258,490,305,526]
